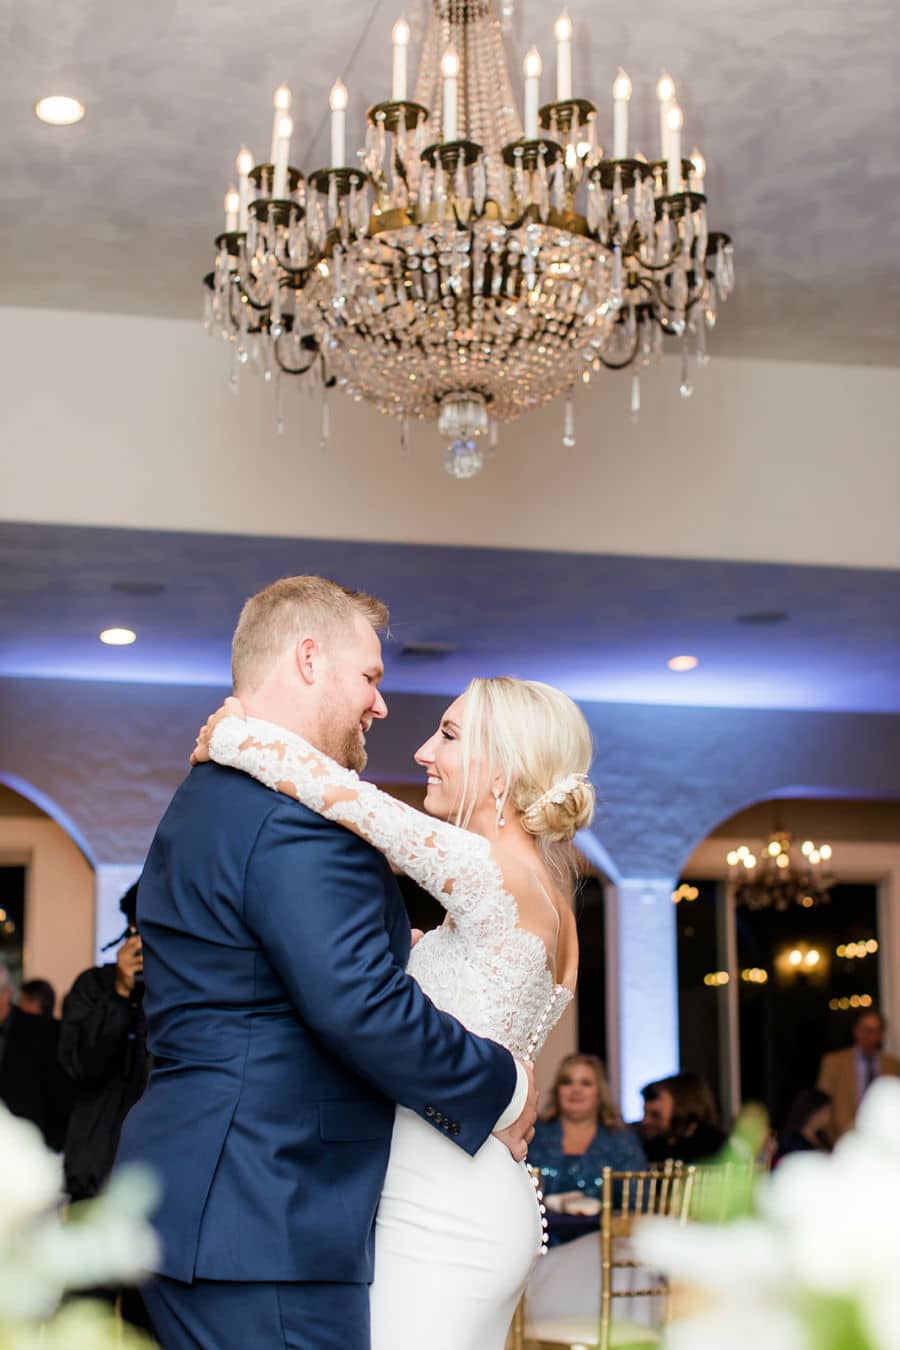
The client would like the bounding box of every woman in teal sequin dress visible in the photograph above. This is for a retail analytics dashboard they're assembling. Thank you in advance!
[528,1054,646,1240]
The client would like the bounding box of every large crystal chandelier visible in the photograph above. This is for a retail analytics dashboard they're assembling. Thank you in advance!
[726,832,835,911]
[205,0,734,476]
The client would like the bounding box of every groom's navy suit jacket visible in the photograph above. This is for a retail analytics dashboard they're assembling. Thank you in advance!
[117,761,515,1285]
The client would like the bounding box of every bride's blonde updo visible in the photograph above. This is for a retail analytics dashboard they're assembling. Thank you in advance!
[457,677,595,852]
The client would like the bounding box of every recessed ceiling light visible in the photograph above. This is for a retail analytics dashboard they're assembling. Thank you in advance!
[35,96,85,126]
[99,627,136,646]
[668,654,698,672]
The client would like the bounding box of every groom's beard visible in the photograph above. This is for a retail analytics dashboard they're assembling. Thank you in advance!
[318,708,368,773]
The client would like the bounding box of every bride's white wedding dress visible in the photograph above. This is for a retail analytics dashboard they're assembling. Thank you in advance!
[209,717,573,1350]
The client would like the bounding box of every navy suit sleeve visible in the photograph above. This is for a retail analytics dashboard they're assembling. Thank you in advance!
[244,800,517,1156]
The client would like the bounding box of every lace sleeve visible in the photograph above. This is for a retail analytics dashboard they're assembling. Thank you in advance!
[209,716,515,936]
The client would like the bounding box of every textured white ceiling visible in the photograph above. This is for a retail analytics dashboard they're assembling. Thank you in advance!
[2,0,898,365]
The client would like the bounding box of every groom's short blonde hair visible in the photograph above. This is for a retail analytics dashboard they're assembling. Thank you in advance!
[232,575,389,693]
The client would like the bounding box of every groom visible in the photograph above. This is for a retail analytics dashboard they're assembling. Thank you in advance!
[117,575,536,1350]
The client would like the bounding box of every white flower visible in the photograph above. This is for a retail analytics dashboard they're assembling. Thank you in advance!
[0,1106,62,1242]
[0,1103,159,1331]
[634,1079,900,1350]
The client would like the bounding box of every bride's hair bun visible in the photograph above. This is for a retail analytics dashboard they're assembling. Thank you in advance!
[521,775,596,844]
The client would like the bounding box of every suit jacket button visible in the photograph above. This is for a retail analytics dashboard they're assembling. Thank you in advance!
[425,1106,435,1117]
[450,1124,460,1136]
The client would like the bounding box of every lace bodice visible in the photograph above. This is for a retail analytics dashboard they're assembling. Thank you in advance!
[210,716,572,1059]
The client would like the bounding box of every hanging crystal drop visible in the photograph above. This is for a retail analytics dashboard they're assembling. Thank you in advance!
[537,157,550,221]
[497,164,511,216]
[587,179,601,233]
[400,416,412,456]
[705,277,718,329]
[472,157,487,215]
[630,371,641,419]
[434,160,446,208]
[332,245,344,300]
[327,176,339,227]
[513,154,526,210]
[419,165,433,217]
[657,207,673,266]
[274,371,285,435]
[679,342,693,398]
[562,394,575,447]
[551,160,565,212]
[444,438,485,478]
[454,156,466,204]
[320,390,331,451]
[488,419,499,454]
[610,245,623,310]
[236,295,250,364]
[695,310,709,366]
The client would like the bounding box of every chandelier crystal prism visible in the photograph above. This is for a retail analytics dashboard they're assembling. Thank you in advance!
[205,0,734,475]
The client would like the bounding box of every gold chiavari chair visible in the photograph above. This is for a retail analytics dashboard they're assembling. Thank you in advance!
[688,1155,767,1224]
[520,1161,695,1350]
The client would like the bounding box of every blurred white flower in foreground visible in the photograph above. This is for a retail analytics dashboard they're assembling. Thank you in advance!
[636,1078,900,1350]
[0,1110,62,1241]
[0,1102,159,1345]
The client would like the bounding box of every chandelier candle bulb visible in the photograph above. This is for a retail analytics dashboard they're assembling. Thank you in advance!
[441,48,460,141]
[392,17,411,100]
[666,103,683,194]
[270,84,292,165]
[689,147,706,191]
[224,186,239,232]
[612,69,631,159]
[273,115,292,197]
[554,12,573,101]
[329,80,349,167]
[236,147,254,231]
[523,47,542,140]
[656,72,675,160]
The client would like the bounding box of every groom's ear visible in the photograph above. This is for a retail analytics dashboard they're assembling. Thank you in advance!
[295,636,320,685]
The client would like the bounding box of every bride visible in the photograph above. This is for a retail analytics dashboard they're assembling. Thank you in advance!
[196,673,594,1350]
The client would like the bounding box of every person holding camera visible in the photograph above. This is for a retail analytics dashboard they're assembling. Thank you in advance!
[59,882,150,1203]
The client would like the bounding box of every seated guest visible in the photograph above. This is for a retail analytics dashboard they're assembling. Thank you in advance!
[0,962,71,1149]
[633,1077,672,1162]
[817,1009,900,1141]
[525,1057,656,1333]
[529,1053,647,1202]
[640,1071,726,1164]
[19,977,56,1018]
[774,1088,832,1165]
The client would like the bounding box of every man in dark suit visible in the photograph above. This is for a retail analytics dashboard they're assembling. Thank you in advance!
[0,962,71,1149]
[117,576,535,1350]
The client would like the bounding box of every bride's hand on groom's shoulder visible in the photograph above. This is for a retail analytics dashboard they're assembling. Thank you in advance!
[190,695,246,764]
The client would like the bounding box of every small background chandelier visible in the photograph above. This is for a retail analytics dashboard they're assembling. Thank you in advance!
[727,831,835,911]
[205,0,734,475]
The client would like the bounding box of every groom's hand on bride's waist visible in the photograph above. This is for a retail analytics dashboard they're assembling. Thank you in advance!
[492,1060,537,1162]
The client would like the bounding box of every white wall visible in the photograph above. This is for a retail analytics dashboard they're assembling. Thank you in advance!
[0,817,94,1011]
[3,306,899,569]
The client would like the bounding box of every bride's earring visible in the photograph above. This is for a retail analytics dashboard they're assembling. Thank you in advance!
[492,788,506,828]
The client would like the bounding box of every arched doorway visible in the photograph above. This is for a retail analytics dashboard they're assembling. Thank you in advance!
[0,779,96,1011]
[677,797,900,1128]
